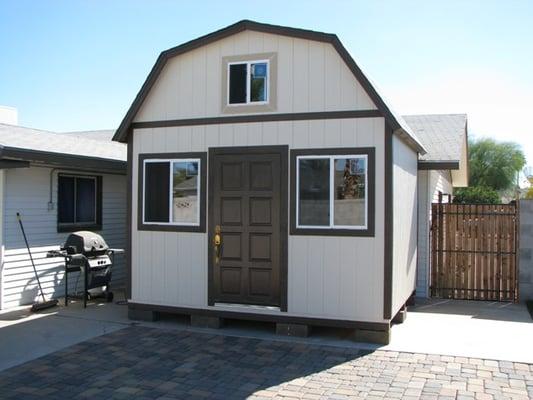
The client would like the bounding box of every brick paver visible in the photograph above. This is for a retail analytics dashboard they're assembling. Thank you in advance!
[0,326,531,399]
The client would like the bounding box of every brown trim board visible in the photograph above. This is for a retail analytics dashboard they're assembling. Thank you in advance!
[128,302,390,332]
[208,145,289,312]
[289,147,375,237]
[132,110,382,130]
[126,133,133,300]
[112,19,425,154]
[383,124,393,320]
[137,152,207,233]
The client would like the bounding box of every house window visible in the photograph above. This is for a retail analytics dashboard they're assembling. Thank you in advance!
[291,148,375,236]
[228,60,269,105]
[139,152,207,232]
[58,174,102,232]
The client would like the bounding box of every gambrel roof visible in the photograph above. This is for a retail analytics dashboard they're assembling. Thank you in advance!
[112,20,426,154]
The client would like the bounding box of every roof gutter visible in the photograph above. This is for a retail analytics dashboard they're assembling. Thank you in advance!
[417,160,460,170]
[0,146,126,174]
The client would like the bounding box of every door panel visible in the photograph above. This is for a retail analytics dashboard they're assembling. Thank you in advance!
[209,147,286,307]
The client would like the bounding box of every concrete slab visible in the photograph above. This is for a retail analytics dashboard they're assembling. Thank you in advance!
[384,299,533,363]
[1,293,532,373]
[0,294,130,372]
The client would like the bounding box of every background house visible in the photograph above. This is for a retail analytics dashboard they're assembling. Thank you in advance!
[403,114,469,298]
[0,110,127,309]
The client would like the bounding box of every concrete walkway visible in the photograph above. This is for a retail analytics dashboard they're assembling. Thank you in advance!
[0,295,531,374]
[384,299,533,364]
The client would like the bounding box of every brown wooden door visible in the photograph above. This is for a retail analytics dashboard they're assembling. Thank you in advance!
[208,146,287,308]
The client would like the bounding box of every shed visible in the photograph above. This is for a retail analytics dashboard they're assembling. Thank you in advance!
[113,20,429,343]
[0,122,127,309]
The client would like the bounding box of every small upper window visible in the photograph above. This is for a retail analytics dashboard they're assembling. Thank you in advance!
[228,60,269,105]
[58,174,101,232]
[143,158,201,226]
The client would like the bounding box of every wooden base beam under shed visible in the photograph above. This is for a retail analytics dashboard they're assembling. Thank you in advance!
[127,302,391,344]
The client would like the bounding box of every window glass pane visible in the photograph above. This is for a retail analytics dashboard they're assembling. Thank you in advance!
[298,158,330,226]
[76,178,96,223]
[144,162,170,223]
[250,62,267,102]
[58,176,75,224]
[172,161,199,224]
[333,157,366,227]
[229,63,247,104]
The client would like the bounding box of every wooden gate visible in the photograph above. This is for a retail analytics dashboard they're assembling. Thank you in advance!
[430,202,519,301]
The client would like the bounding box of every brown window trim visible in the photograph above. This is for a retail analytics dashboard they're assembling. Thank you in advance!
[290,147,375,237]
[137,152,207,233]
[57,174,102,233]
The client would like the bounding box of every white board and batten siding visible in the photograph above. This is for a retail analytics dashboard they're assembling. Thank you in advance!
[131,117,386,323]
[0,166,127,309]
[133,30,377,122]
[391,135,418,317]
[416,169,453,298]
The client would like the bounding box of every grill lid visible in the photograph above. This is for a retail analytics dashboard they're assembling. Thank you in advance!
[63,231,109,256]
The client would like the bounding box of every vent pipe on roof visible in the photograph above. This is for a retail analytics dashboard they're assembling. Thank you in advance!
[0,106,18,125]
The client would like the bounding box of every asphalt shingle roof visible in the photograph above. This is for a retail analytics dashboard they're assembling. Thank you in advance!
[402,114,467,162]
[0,124,125,161]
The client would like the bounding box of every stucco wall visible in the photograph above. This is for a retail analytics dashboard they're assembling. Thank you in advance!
[519,199,533,302]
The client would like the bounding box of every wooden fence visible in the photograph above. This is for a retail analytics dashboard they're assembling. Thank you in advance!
[430,202,519,301]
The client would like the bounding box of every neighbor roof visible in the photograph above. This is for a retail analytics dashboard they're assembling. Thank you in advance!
[112,19,426,154]
[0,123,126,172]
[61,129,116,142]
[403,114,467,167]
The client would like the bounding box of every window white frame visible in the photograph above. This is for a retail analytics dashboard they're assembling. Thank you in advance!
[295,154,368,230]
[227,59,270,106]
[142,158,201,226]
[58,174,98,226]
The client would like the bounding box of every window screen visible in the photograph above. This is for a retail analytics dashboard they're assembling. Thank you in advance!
[58,176,75,224]
[144,162,170,223]
[229,63,247,104]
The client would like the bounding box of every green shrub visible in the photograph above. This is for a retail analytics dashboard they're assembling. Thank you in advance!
[453,186,500,204]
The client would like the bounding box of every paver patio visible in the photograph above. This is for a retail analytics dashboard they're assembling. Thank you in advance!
[0,325,531,400]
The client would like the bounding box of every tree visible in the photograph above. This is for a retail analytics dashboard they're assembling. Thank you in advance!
[453,186,500,204]
[468,138,526,191]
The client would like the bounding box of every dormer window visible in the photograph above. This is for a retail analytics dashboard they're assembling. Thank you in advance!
[228,60,269,105]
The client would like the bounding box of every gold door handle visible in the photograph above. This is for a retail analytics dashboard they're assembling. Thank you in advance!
[213,225,222,263]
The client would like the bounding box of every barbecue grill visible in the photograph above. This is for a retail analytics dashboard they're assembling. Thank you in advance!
[47,231,123,307]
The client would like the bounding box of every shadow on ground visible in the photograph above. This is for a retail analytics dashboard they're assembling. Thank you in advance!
[0,325,371,399]
[411,298,532,323]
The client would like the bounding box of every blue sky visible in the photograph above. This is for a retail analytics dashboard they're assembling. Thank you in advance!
[1,1,532,165]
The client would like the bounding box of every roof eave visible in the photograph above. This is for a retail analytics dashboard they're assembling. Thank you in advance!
[418,160,460,170]
[0,146,126,174]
